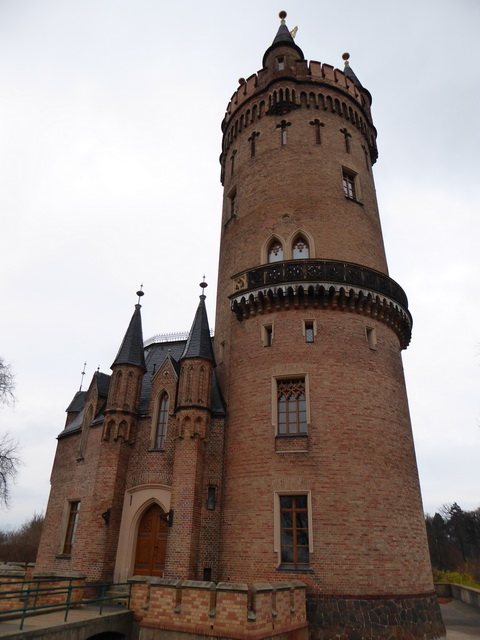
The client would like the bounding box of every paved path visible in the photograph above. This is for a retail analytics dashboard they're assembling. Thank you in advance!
[0,600,478,638]
[440,599,480,639]
[0,604,130,637]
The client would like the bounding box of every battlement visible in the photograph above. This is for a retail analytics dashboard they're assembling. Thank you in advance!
[224,60,370,126]
[129,578,308,640]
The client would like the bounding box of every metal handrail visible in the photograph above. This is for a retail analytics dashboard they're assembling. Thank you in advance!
[0,579,132,630]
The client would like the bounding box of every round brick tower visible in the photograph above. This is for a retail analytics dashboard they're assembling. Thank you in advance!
[214,14,444,640]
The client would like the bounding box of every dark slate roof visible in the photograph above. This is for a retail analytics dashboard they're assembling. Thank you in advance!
[96,372,111,397]
[139,337,225,417]
[262,19,304,68]
[59,406,84,438]
[65,391,87,413]
[344,61,363,88]
[111,304,147,371]
[180,295,215,363]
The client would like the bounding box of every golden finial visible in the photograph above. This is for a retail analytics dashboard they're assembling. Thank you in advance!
[136,283,144,304]
[279,10,287,23]
[342,52,350,65]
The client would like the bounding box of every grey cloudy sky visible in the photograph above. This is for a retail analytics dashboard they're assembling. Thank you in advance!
[1,0,479,529]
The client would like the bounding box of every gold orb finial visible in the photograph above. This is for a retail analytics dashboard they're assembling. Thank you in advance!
[342,52,350,61]
[279,10,287,21]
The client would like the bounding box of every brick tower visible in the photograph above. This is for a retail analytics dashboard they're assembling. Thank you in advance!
[213,13,444,640]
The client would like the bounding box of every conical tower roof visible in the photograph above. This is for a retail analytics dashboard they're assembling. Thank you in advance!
[262,11,304,68]
[111,303,147,371]
[181,292,215,363]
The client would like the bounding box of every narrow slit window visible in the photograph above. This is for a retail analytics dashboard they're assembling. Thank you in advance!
[63,501,80,555]
[277,56,285,71]
[228,189,237,218]
[366,326,377,350]
[262,324,273,347]
[304,321,314,343]
[207,487,216,510]
[155,393,169,449]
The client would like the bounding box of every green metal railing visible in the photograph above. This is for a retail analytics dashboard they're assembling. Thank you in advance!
[0,579,132,630]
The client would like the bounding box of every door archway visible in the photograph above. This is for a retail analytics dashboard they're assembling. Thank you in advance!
[134,503,168,576]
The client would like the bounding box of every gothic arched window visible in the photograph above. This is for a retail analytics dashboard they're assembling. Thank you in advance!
[277,379,307,435]
[292,237,309,259]
[155,393,169,449]
[268,240,284,263]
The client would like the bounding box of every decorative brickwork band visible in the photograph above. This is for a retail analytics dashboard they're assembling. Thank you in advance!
[231,259,412,348]
[306,592,445,640]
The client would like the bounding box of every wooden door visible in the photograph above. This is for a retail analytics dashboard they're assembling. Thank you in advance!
[134,504,168,576]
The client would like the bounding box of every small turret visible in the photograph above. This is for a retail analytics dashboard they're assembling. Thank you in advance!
[176,283,215,435]
[104,291,146,442]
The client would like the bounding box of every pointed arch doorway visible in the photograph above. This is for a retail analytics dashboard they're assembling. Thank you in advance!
[134,504,168,577]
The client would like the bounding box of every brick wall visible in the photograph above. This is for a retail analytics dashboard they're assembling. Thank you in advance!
[130,578,308,640]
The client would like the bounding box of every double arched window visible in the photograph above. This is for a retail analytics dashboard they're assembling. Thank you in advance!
[267,236,310,263]
[155,393,169,450]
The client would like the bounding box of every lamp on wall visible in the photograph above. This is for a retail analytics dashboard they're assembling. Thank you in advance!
[101,509,111,526]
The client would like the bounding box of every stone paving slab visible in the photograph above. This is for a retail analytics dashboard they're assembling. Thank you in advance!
[440,599,480,639]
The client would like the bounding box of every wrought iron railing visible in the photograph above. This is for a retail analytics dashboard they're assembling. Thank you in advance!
[231,259,409,310]
[0,579,132,630]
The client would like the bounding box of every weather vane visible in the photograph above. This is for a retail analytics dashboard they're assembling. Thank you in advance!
[79,362,87,391]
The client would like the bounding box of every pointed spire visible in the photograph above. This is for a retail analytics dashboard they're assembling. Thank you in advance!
[342,52,363,88]
[272,10,295,46]
[181,281,215,363]
[111,291,147,371]
[262,11,304,68]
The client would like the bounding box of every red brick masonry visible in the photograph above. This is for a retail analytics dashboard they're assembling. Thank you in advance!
[129,578,308,640]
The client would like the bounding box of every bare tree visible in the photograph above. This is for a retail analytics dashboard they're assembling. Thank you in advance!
[0,358,21,508]
[0,358,15,406]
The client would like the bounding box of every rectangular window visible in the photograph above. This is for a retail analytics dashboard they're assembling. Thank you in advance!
[366,326,377,350]
[207,486,216,510]
[262,324,273,347]
[279,494,310,569]
[277,379,307,435]
[342,169,357,200]
[63,501,80,555]
[277,56,285,70]
[303,320,315,343]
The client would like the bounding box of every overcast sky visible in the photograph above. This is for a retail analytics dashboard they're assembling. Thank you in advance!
[1,0,479,529]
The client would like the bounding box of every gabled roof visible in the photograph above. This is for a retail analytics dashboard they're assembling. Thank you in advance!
[96,372,111,397]
[180,295,215,363]
[111,304,147,371]
[65,391,87,413]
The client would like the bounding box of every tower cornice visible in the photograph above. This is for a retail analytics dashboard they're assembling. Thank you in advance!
[229,259,412,349]
[222,61,372,131]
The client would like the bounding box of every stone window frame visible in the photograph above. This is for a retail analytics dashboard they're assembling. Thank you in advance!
[273,490,313,570]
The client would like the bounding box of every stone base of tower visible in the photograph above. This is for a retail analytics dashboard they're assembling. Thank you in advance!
[306,592,446,640]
